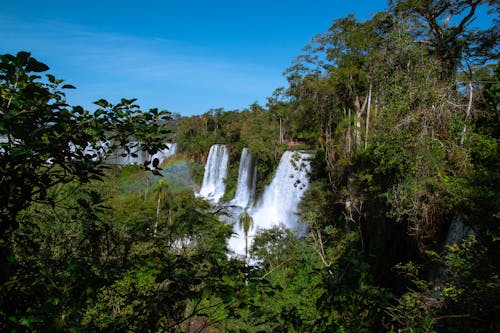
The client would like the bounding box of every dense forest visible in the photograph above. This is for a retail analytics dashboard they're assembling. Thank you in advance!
[1,0,499,332]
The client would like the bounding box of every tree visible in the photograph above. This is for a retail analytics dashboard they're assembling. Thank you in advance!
[0,52,172,322]
[152,179,171,235]
[389,0,499,79]
[238,209,254,261]
[0,52,171,234]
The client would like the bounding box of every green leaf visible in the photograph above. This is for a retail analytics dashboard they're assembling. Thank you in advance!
[77,198,90,209]
[26,57,49,72]
[73,105,85,114]
[20,316,43,326]
[46,74,56,83]
[94,99,110,108]
[62,84,76,89]
[2,53,16,63]
[16,51,31,65]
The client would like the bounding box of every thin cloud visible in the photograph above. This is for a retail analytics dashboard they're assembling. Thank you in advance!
[0,16,286,114]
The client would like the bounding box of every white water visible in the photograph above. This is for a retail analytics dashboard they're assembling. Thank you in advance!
[151,143,177,166]
[198,144,229,203]
[251,151,311,233]
[105,142,176,166]
[231,148,257,208]
[228,151,312,257]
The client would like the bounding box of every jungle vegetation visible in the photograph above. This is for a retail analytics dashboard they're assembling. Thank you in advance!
[1,0,499,332]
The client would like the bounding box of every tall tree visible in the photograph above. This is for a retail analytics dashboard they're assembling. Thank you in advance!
[389,0,499,79]
[238,209,254,261]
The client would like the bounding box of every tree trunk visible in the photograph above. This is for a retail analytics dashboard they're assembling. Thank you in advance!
[460,80,473,146]
[364,82,373,149]
[144,177,149,201]
[347,108,352,155]
[244,231,248,262]
[154,195,161,235]
[354,94,368,149]
[279,117,283,143]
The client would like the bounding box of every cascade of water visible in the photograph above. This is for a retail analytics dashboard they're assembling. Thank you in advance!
[124,149,149,165]
[228,150,312,258]
[104,142,177,166]
[150,143,177,166]
[198,144,229,203]
[251,151,312,233]
[231,148,257,208]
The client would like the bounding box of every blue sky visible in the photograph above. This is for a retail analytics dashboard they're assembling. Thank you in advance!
[0,1,492,116]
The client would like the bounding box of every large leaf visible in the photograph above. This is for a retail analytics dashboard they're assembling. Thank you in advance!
[16,51,31,65]
[93,99,110,108]
[26,58,49,72]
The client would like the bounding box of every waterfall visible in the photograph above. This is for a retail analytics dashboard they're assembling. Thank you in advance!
[105,142,177,166]
[231,148,257,208]
[251,151,312,234]
[445,214,474,244]
[198,144,229,203]
[228,150,312,258]
[151,143,177,166]
[124,149,149,165]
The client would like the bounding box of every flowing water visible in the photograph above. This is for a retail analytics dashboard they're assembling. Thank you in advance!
[105,142,177,166]
[230,148,257,208]
[197,144,229,203]
[228,150,312,257]
[251,150,311,234]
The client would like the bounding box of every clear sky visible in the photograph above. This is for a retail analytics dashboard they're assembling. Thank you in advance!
[0,1,491,116]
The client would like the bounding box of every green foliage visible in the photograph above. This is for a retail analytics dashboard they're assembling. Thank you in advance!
[238,209,253,260]
[385,262,438,332]
[438,236,500,331]
[82,265,161,330]
[1,2,499,330]
[0,166,241,332]
[246,226,325,332]
[387,232,500,333]
[280,3,498,331]
[0,52,245,332]
[0,51,171,232]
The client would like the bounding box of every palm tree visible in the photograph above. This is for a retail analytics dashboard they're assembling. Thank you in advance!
[152,179,170,235]
[238,209,254,261]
